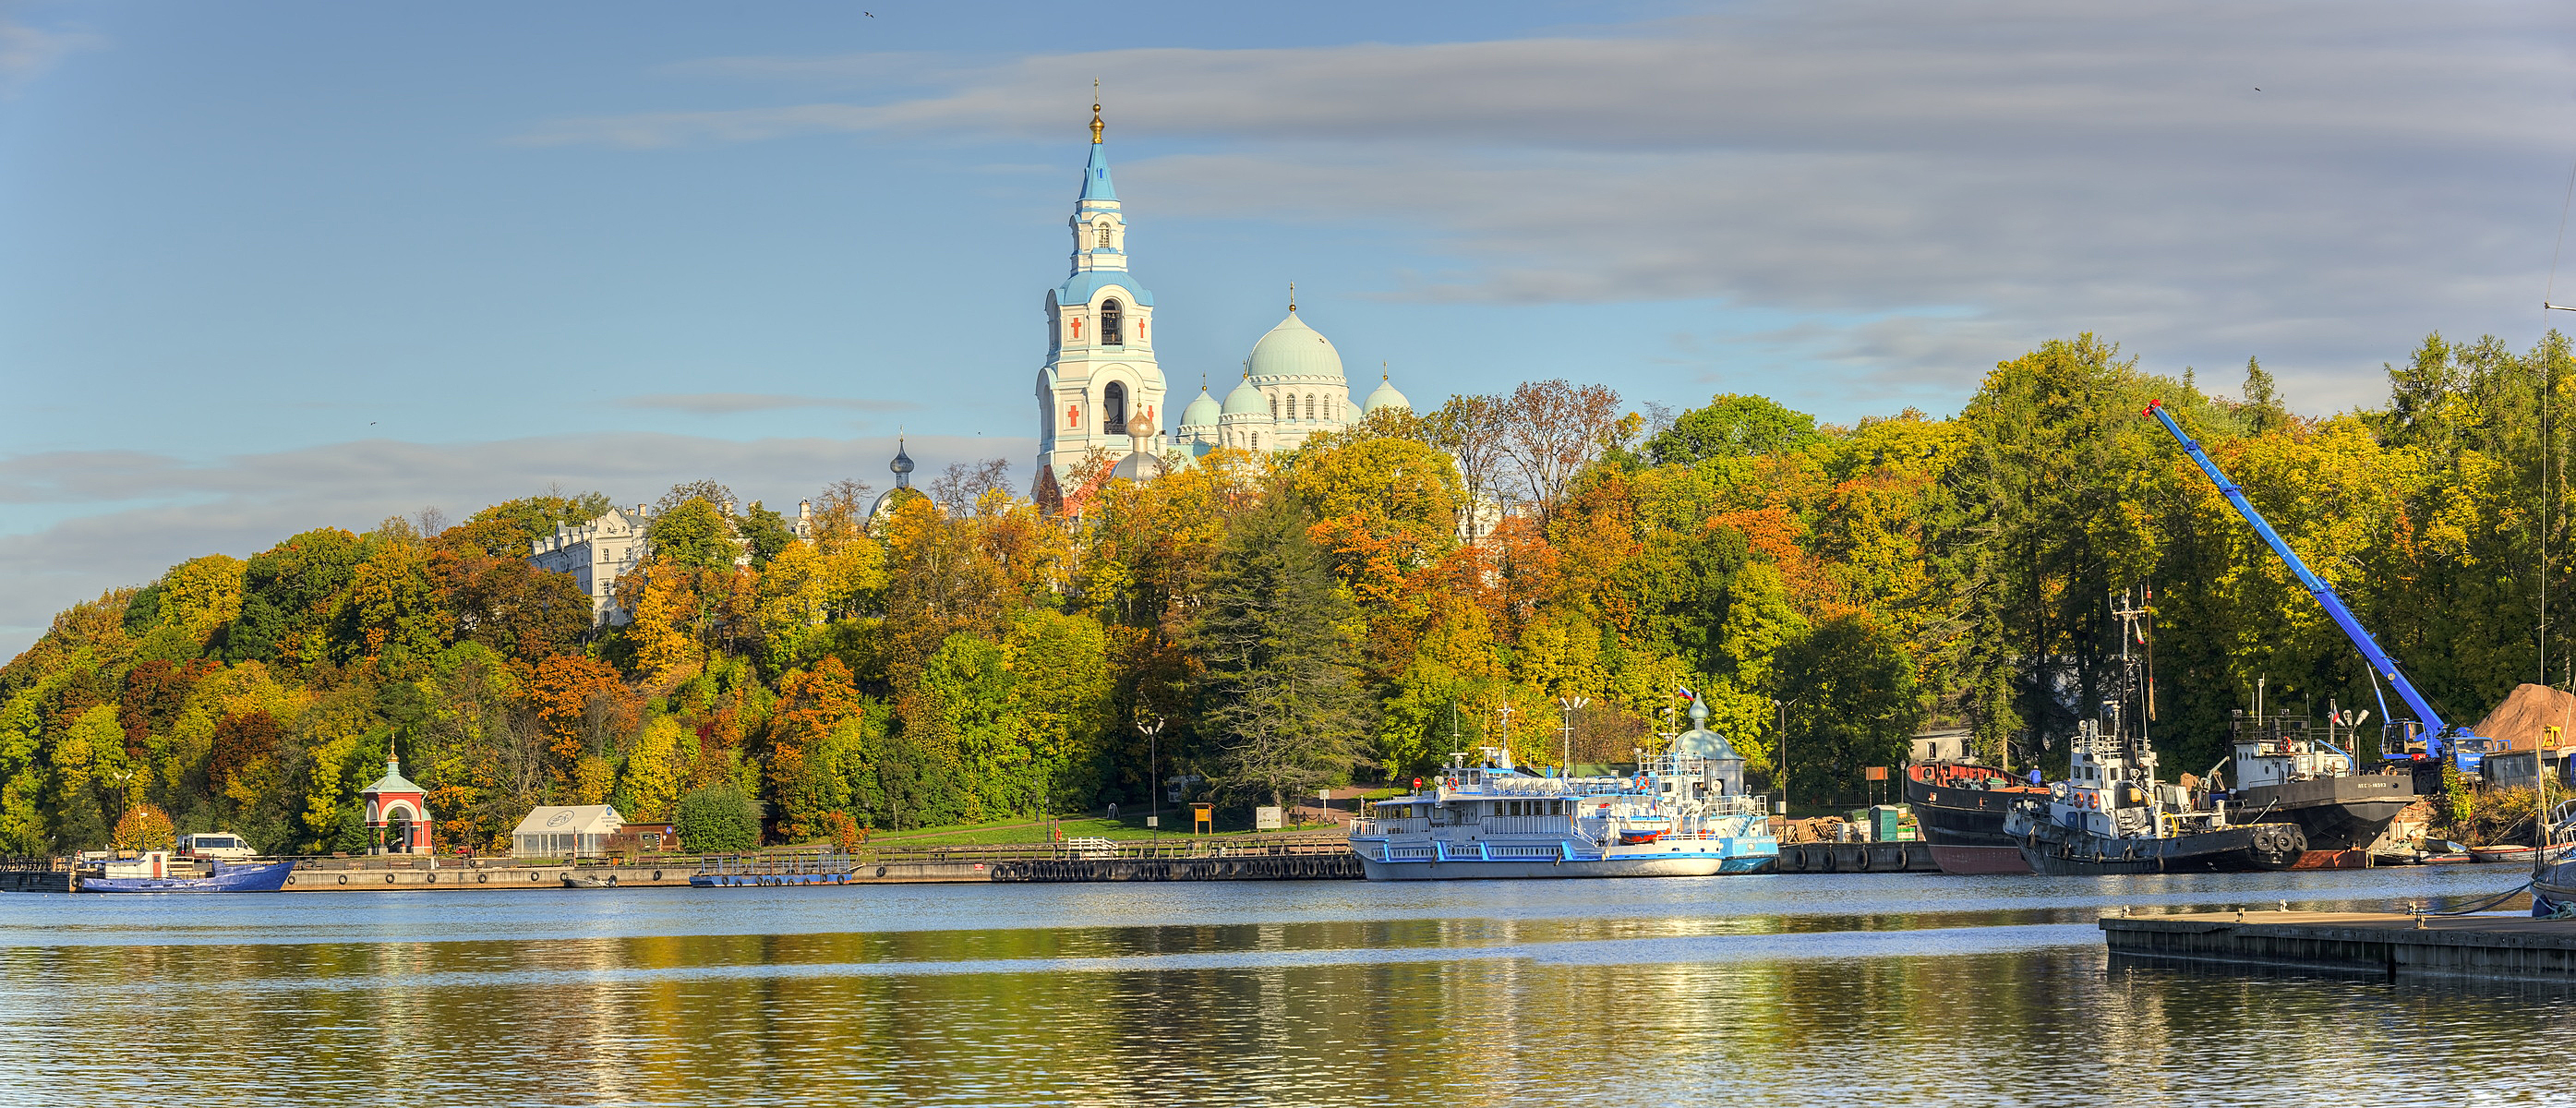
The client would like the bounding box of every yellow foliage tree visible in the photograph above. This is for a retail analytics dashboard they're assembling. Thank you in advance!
[111,803,175,850]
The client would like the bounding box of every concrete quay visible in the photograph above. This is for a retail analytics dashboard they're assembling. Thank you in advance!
[1772,839,1939,873]
[283,861,697,890]
[2101,909,2576,981]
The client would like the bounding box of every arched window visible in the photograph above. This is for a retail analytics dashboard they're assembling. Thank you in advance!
[1252,433,1260,450]
[1305,394,1317,420]
[1101,299,1124,345]
[1103,381,1127,434]
[1268,394,1278,419]
[1096,221,1113,247]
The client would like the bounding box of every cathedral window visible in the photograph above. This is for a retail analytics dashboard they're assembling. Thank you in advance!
[1305,394,1316,420]
[1103,381,1127,434]
[1268,394,1278,419]
[1101,299,1123,345]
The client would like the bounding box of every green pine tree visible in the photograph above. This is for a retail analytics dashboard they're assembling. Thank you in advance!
[1184,485,1377,810]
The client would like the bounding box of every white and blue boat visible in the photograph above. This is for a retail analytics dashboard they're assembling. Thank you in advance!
[1348,699,1777,880]
[77,850,294,893]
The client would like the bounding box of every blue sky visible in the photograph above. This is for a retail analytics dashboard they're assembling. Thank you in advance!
[5,0,2575,655]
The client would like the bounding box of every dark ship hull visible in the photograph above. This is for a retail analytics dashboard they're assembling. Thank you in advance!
[1904,763,2047,847]
[2016,822,2308,875]
[2229,773,2416,851]
[1906,763,2045,873]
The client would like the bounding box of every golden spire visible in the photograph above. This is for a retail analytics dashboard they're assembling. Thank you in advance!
[1090,79,1103,144]
[1288,282,1296,312]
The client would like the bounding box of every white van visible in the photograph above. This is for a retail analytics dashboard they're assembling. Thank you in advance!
[177,833,257,861]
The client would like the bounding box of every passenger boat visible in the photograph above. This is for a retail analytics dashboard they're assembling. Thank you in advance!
[1904,760,2042,873]
[1347,698,1776,880]
[76,850,294,893]
[2003,591,2309,875]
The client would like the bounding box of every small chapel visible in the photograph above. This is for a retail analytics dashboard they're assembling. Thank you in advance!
[1030,96,1412,505]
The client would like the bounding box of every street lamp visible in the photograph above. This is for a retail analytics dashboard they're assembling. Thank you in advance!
[1138,715,1165,843]
[1772,697,1801,815]
[1558,695,1588,777]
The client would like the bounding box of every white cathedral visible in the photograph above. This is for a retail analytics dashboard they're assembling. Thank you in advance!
[1030,102,1412,504]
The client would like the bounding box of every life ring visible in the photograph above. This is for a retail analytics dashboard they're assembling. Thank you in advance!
[337,874,347,885]
[285,876,296,885]
[426,873,436,884]
[386,874,396,884]
[530,872,542,882]
[653,871,663,882]
[477,873,488,884]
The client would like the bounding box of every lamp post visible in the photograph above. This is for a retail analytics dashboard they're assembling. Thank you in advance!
[1772,697,1801,815]
[1559,696,1588,777]
[1138,715,1164,845]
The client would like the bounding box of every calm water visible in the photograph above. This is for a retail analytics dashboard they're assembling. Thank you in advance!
[1,866,2566,1106]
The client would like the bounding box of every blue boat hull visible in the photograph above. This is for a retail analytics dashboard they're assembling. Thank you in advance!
[690,872,859,888]
[81,861,295,893]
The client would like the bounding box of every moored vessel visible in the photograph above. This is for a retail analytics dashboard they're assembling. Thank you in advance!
[1347,697,1776,879]
[2004,591,2309,875]
[1905,760,2043,873]
[2221,709,2417,850]
[77,850,294,893]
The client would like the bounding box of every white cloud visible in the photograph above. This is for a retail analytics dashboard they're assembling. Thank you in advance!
[513,2,2576,414]
[0,432,1033,658]
[0,14,98,95]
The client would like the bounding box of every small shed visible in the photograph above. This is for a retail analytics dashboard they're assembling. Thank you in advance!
[511,805,627,859]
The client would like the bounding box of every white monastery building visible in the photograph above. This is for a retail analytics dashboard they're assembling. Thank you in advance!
[1033,100,1411,500]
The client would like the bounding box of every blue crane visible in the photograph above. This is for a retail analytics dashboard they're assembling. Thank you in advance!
[2143,400,2492,774]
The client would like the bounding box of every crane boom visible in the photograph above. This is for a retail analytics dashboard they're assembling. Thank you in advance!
[2143,400,2484,771]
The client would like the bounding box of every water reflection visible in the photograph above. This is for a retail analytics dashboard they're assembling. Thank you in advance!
[0,866,2562,1106]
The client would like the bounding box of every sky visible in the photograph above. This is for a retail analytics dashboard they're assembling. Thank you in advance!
[4,0,2576,656]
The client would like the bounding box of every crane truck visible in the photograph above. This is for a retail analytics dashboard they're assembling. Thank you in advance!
[2144,400,2498,779]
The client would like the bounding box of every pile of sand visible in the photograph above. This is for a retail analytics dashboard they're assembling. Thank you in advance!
[2469,682,2576,751]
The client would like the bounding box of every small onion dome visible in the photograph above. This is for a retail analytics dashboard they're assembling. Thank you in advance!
[888,440,915,476]
[1246,311,1345,381]
[1180,386,1222,429]
[1111,451,1165,481]
[1126,400,1161,440]
[868,485,926,522]
[1364,374,1412,415]
[1222,378,1272,417]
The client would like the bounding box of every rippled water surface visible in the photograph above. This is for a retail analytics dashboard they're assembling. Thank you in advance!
[2,866,2565,1106]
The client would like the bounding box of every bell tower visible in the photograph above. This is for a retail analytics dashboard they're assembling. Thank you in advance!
[1035,89,1165,492]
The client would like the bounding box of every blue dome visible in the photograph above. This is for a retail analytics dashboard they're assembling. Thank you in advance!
[1364,375,1411,415]
[1180,387,1221,428]
[1246,311,1343,381]
[1222,379,1272,417]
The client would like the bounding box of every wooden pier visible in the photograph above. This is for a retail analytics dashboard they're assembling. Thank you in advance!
[2101,909,2576,981]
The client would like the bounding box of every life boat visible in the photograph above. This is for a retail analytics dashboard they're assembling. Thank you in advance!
[1617,830,1663,846]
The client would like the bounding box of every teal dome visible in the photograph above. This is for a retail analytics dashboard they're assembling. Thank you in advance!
[1246,311,1344,381]
[1180,387,1221,428]
[1364,375,1411,415]
[1222,378,1271,417]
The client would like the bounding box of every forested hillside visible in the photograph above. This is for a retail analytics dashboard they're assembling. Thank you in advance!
[6,331,2569,855]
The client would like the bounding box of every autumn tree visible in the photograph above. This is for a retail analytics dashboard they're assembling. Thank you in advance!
[1498,379,1624,520]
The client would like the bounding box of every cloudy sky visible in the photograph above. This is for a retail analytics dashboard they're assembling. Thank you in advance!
[5,0,2575,656]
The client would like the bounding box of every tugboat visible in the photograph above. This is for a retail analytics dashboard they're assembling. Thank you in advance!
[2221,707,2417,850]
[1904,760,2045,873]
[2003,591,2310,874]
[76,849,294,893]
[1348,696,1776,879]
